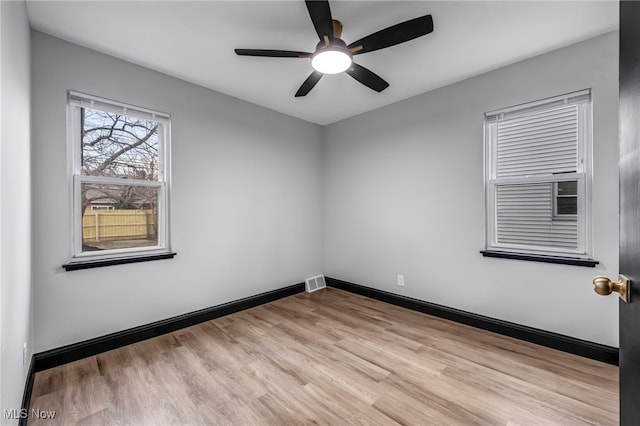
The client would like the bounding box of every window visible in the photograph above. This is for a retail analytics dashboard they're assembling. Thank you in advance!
[484,89,592,259]
[68,92,171,261]
[554,180,578,218]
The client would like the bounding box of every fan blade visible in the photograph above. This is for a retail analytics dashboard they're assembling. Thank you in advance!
[345,63,389,92]
[305,0,334,43]
[235,49,311,58]
[347,15,433,55]
[295,71,323,97]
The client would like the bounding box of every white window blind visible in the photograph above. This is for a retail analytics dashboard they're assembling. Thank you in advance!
[495,105,578,179]
[68,91,170,124]
[485,90,591,257]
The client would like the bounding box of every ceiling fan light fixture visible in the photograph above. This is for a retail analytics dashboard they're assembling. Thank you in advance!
[234,0,434,96]
[311,48,352,74]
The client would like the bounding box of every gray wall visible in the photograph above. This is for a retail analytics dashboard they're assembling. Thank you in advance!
[31,32,324,352]
[1,0,33,420]
[323,31,619,346]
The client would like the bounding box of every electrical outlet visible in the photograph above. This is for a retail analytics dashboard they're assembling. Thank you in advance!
[397,275,405,286]
[23,342,28,367]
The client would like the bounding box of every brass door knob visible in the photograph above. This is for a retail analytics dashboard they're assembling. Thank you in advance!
[593,275,631,303]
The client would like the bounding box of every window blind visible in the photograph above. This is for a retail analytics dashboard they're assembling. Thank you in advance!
[495,105,578,179]
[68,91,170,124]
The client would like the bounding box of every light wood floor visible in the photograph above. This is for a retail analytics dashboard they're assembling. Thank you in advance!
[28,288,619,425]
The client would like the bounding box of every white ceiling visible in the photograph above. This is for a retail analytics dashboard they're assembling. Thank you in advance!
[26,1,618,125]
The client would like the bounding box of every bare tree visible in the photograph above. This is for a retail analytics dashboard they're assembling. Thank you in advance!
[80,108,160,236]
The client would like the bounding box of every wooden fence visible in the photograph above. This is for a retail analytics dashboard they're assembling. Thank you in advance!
[82,209,156,242]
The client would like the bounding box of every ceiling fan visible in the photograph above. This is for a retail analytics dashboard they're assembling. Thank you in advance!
[235,1,434,97]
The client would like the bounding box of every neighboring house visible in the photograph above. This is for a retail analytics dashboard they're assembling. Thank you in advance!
[83,188,117,211]
[82,187,155,212]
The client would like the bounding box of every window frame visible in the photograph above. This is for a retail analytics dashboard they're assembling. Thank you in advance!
[483,89,593,259]
[67,91,172,261]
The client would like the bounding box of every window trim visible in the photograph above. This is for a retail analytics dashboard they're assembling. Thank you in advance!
[480,250,599,267]
[483,89,593,259]
[67,91,172,262]
[62,252,177,271]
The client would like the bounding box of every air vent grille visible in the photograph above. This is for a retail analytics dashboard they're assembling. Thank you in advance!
[305,275,326,293]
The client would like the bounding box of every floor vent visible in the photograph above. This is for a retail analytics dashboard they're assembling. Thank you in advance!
[305,275,326,293]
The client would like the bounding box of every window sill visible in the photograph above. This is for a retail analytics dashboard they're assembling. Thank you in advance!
[480,250,598,267]
[62,252,176,271]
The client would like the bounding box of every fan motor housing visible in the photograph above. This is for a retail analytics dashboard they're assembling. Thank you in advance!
[315,37,349,54]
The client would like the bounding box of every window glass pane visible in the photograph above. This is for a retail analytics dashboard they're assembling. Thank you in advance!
[557,180,578,196]
[496,182,578,250]
[81,183,158,252]
[81,108,159,180]
[556,196,578,215]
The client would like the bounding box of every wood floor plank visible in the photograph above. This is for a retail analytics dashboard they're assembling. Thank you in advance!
[242,359,345,425]
[418,334,618,412]
[303,381,399,426]
[28,288,618,425]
